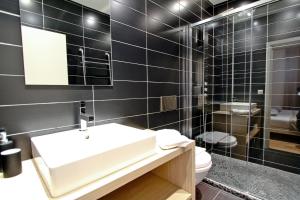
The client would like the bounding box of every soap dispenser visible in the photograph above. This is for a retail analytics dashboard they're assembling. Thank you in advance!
[0,128,14,172]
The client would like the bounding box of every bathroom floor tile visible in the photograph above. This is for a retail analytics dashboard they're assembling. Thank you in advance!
[196,182,220,200]
[214,191,244,200]
[207,153,300,200]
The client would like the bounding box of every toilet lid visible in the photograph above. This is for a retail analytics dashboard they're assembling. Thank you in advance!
[195,146,206,155]
[201,131,229,144]
[195,151,211,168]
[218,136,237,146]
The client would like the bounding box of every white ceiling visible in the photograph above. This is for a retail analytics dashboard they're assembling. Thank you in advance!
[70,0,110,15]
[209,0,228,5]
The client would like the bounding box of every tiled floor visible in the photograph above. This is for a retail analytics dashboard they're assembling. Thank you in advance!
[207,153,300,200]
[196,182,244,200]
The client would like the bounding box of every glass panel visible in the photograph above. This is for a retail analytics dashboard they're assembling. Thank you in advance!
[191,1,300,199]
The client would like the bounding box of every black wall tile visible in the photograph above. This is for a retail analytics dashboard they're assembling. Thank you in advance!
[43,5,82,25]
[20,10,43,28]
[111,20,146,47]
[0,77,93,105]
[1,102,82,135]
[94,81,147,100]
[0,45,24,75]
[114,0,145,13]
[0,0,20,15]
[0,13,22,45]
[148,66,179,83]
[112,41,146,64]
[148,34,179,56]
[43,0,82,15]
[20,0,43,15]
[148,50,179,69]
[112,61,147,81]
[149,82,179,97]
[147,1,179,28]
[149,0,179,15]
[148,110,179,128]
[96,114,147,129]
[44,17,83,36]
[94,99,147,121]
[111,0,146,30]
[147,17,179,43]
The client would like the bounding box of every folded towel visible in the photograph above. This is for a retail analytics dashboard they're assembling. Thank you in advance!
[156,129,190,150]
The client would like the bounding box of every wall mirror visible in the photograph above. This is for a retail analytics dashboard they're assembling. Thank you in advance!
[19,0,112,86]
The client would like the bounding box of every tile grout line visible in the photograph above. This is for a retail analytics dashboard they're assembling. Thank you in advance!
[145,0,149,129]
[212,190,222,200]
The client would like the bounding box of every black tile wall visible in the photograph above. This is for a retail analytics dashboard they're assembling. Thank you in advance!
[0,0,213,160]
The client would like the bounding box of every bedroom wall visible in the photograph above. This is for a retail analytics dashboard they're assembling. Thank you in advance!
[272,45,300,108]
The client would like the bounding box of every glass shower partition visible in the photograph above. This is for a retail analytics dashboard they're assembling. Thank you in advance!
[188,0,300,199]
[191,6,256,195]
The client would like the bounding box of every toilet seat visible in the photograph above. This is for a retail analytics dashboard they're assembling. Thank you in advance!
[197,132,238,149]
[195,147,212,168]
[217,136,237,148]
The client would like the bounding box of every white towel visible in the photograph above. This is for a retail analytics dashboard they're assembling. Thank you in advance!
[156,129,190,150]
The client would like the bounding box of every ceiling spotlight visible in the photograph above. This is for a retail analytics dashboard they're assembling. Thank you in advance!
[247,12,252,17]
[86,16,96,26]
[172,1,187,12]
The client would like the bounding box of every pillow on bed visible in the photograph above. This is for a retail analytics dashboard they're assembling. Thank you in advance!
[275,107,282,112]
[271,108,279,116]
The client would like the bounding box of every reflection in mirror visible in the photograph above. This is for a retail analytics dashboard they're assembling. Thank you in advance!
[265,39,300,155]
[19,0,112,86]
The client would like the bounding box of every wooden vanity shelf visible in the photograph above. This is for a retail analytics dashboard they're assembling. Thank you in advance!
[100,173,191,200]
[0,140,195,200]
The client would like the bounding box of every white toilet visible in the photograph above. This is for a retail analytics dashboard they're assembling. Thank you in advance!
[195,146,212,185]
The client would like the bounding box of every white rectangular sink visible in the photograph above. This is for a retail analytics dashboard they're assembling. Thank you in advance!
[220,102,257,112]
[31,123,156,197]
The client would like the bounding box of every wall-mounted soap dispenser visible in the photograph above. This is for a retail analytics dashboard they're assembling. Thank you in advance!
[0,128,14,172]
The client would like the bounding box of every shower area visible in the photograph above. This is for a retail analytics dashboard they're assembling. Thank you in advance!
[185,0,300,199]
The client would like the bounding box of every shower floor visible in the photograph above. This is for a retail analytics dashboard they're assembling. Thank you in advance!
[207,153,300,200]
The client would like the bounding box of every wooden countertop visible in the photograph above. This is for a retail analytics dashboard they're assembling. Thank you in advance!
[0,141,194,200]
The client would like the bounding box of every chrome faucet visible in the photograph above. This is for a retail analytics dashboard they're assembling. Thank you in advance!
[0,128,8,144]
[79,101,94,131]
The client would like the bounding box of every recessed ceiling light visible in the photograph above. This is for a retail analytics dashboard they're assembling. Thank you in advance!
[86,16,96,26]
[21,0,31,5]
[171,1,188,12]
